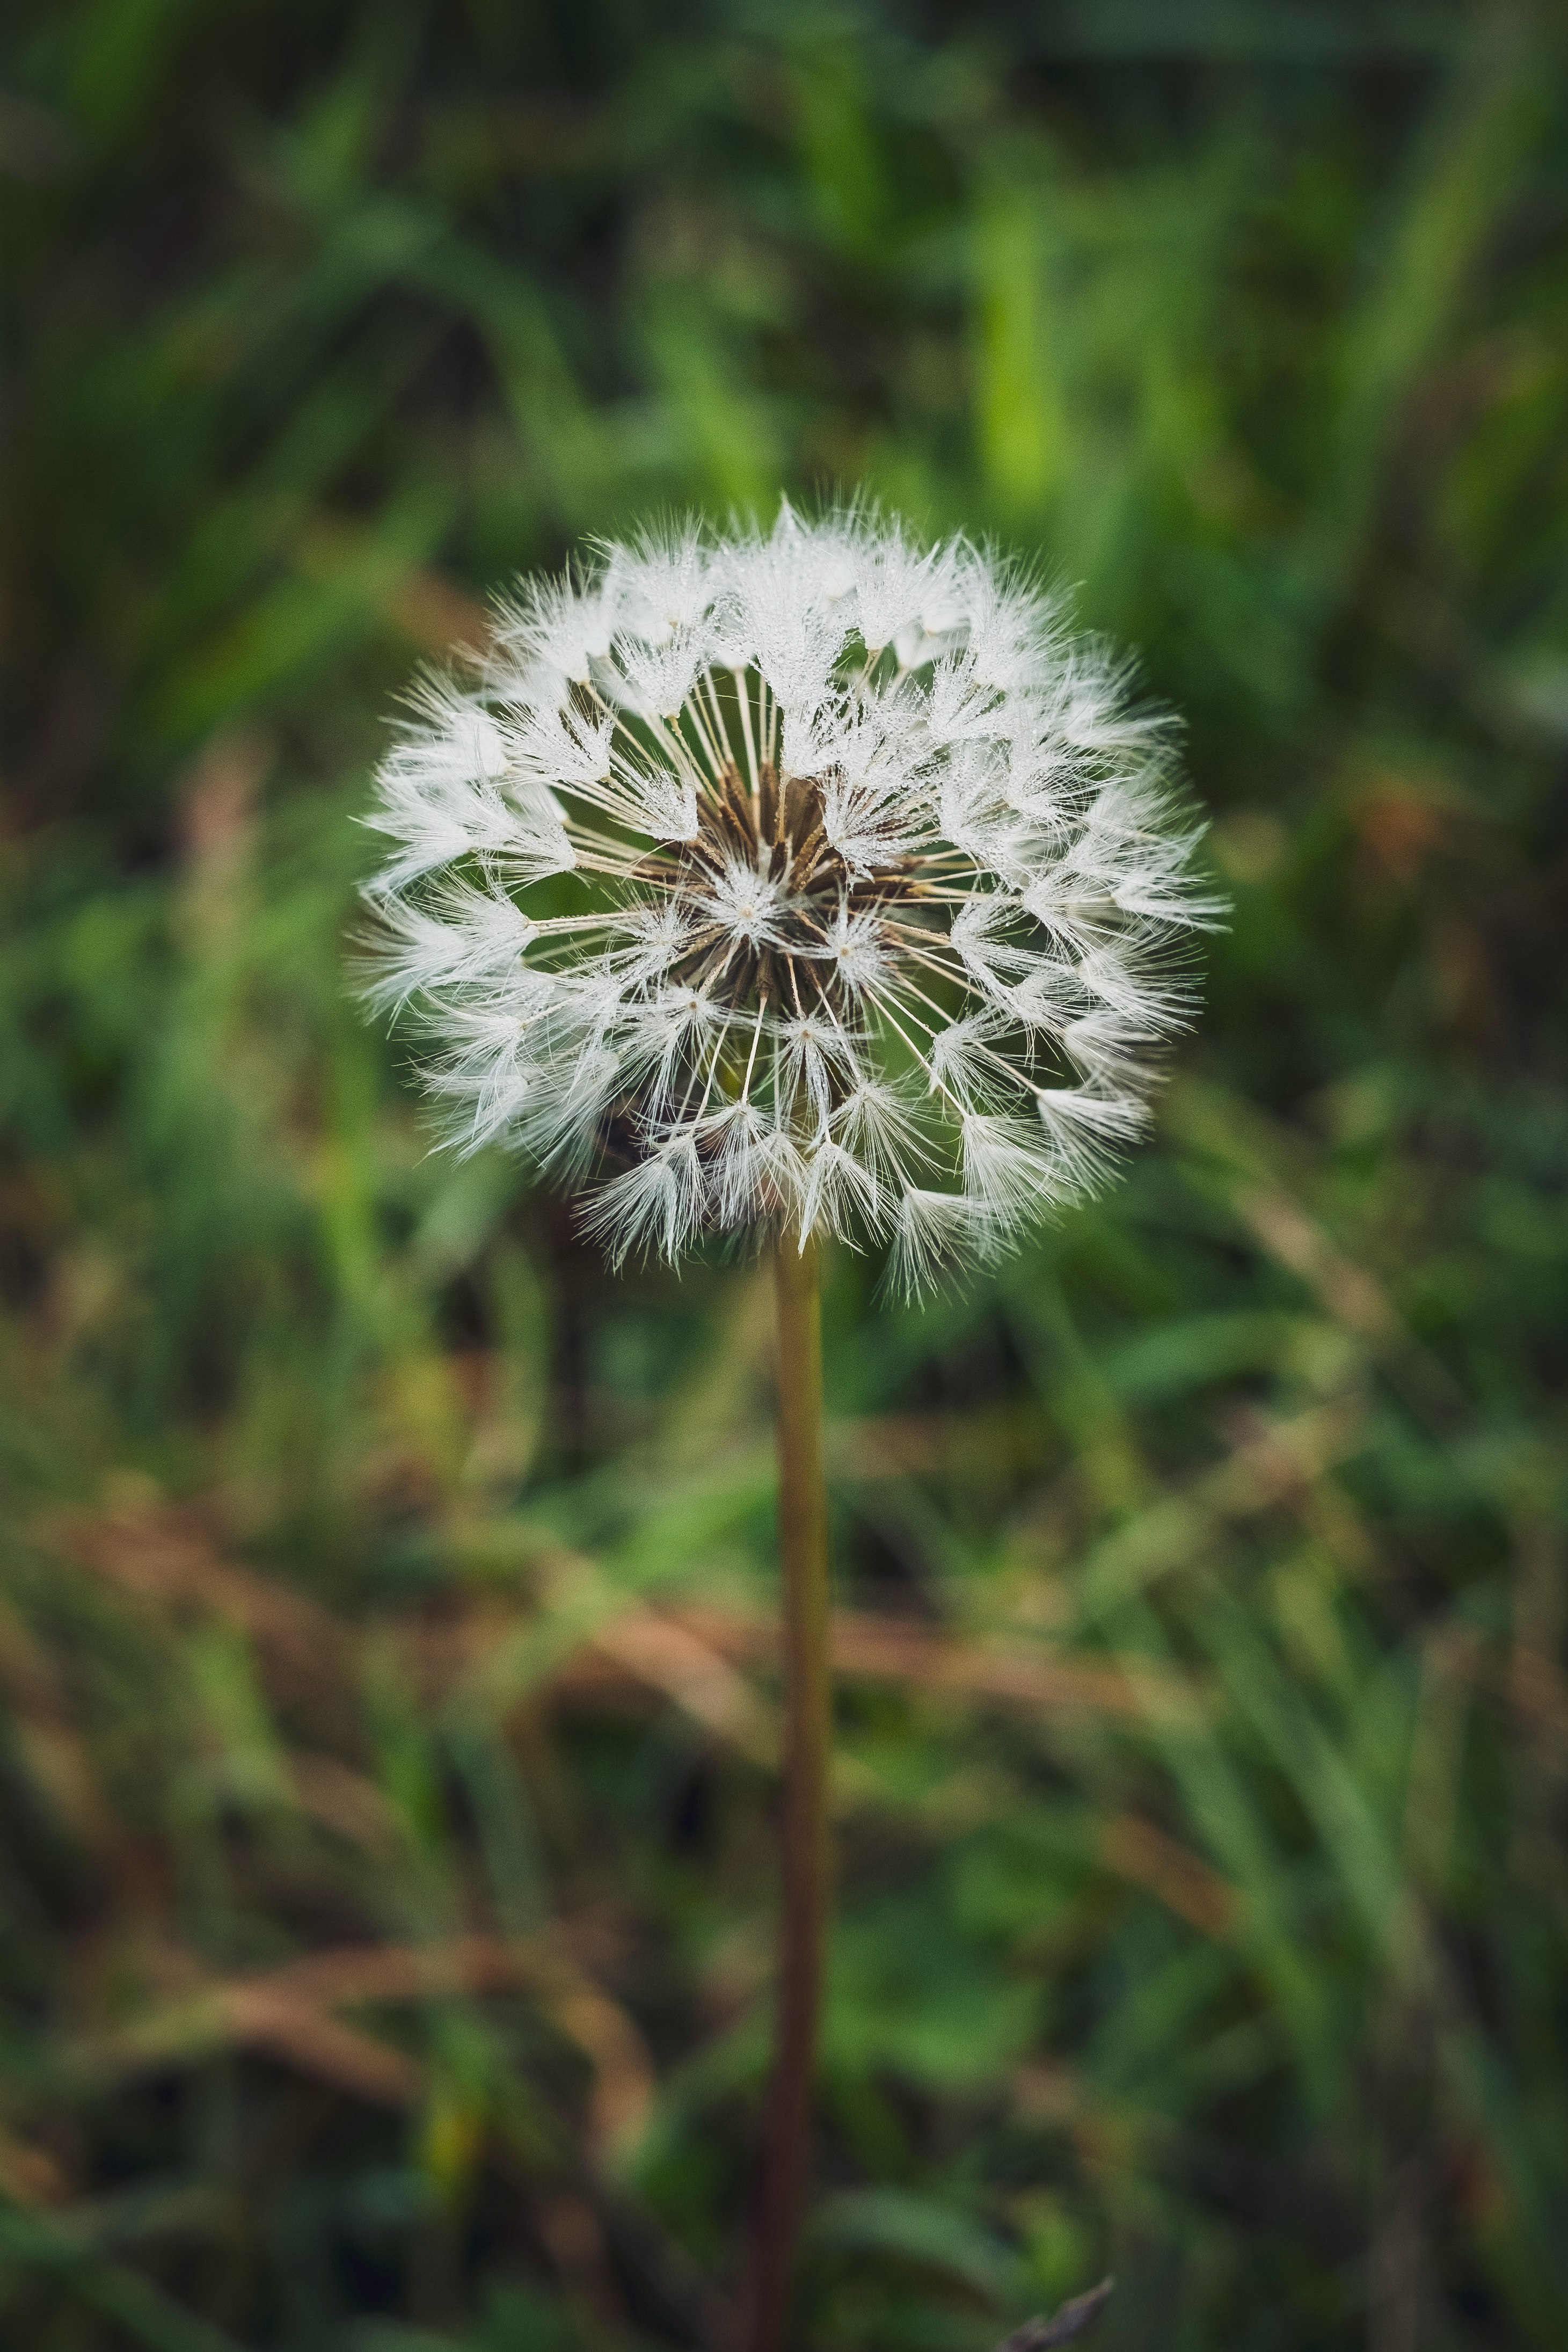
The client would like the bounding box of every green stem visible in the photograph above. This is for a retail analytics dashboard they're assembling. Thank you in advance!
[747,1233,833,2352]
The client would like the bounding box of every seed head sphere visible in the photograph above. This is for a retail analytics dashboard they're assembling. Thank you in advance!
[361,507,1222,1293]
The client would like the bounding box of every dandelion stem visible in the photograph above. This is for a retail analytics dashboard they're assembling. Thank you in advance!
[749,1232,832,2352]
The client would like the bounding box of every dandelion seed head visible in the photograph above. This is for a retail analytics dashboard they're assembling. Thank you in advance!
[360,506,1221,1292]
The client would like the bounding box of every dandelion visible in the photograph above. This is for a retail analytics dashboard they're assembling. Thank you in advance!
[356,503,1220,2352]
[360,505,1221,1297]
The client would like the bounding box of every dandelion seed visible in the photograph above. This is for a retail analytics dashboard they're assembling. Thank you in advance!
[360,506,1220,1293]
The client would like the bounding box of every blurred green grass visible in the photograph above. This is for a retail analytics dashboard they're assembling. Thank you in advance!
[3,3,1567,2348]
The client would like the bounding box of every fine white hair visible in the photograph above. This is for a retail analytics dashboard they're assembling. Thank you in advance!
[360,503,1222,1293]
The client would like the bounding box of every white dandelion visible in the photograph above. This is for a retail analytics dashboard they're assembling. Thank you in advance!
[359,504,1221,1293]
[356,503,1227,2315]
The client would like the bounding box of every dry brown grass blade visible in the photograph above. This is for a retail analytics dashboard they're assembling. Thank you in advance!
[223,1990,422,2106]
[668,1601,1201,1725]
[535,1972,657,2153]
[288,1753,402,1852]
[0,2128,70,2208]
[1234,1185,1403,1350]
[40,1498,349,1697]
[1099,1812,1243,1937]
[57,1935,655,2150]
[252,1934,658,2140]
[1199,1398,1368,1516]
[587,1607,776,1763]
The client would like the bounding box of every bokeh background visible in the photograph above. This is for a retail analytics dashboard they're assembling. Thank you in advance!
[4,3,1567,2348]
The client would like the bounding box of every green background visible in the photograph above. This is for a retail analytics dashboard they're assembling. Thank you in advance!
[3,3,1567,2347]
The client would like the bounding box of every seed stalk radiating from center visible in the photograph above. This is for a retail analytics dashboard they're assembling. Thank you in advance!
[360,509,1222,1289]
